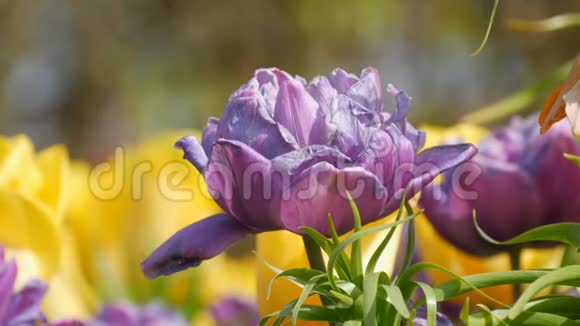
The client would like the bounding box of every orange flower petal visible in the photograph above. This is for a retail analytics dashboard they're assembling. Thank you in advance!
[539,83,566,134]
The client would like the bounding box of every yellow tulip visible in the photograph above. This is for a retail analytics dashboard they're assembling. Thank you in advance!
[416,124,564,305]
[0,135,97,320]
[66,130,256,322]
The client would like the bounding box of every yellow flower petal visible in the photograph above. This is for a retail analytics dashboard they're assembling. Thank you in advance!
[0,135,42,195]
[419,123,489,147]
[0,190,61,278]
[201,253,256,304]
[256,231,323,326]
[35,145,70,217]
[41,230,99,320]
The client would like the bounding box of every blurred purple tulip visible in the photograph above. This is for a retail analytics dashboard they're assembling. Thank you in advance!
[210,297,259,326]
[0,245,48,326]
[89,302,187,326]
[142,67,476,278]
[412,305,454,326]
[419,116,580,255]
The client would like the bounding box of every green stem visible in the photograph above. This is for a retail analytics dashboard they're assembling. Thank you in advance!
[509,248,522,300]
[302,236,334,309]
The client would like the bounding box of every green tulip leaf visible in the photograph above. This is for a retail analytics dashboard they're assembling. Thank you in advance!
[564,153,580,166]
[509,265,580,319]
[474,214,580,247]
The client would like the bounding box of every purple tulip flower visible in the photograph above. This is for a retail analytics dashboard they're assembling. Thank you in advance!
[210,297,260,326]
[0,245,48,326]
[412,305,454,326]
[142,67,476,278]
[419,116,580,255]
[89,302,188,326]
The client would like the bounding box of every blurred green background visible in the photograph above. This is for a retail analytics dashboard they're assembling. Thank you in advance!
[0,0,578,161]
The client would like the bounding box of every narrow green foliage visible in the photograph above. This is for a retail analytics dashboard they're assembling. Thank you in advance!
[328,214,353,280]
[525,296,580,319]
[460,297,471,325]
[292,274,326,326]
[474,214,580,247]
[471,0,500,56]
[267,268,325,299]
[399,262,508,308]
[347,192,364,281]
[509,265,580,319]
[564,153,580,166]
[433,269,580,302]
[262,198,580,325]
[476,304,509,326]
[362,272,381,326]
[414,281,438,326]
[326,214,418,291]
[383,285,410,319]
[507,13,580,32]
[365,190,408,275]
[394,200,416,284]
[300,226,351,282]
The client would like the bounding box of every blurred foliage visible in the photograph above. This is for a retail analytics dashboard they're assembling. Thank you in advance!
[0,0,579,161]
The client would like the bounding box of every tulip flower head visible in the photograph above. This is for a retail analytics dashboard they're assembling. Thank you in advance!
[539,53,580,136]
[420,115,580,255]
[142,67,476,278]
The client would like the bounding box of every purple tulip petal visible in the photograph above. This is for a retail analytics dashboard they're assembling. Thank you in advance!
[218,92,298,159]
[388,89,411,124]
[408,143,476,196]
[5,279,47,325]
[404,123,426,152]
[271,145,351,175]
[205,139,281,230]
[382,143,477,216]
[201,117,219,155]
[254,68,278,86]
[527,125,580,223]
[327,96,378,158]
[338,94,381,127]
[0,259,17,323]
[384,125,416,195]
[139,303,188,326]
[329,68,359,94]
[278,163,388,236]
[47,320,85,326]
[274,79,319,147]
[141,214,253,279]
[347,67,383,114]
[210,297,260,326]
[354,128,396,186]
[93,302,187,326]
[307,76,337,114]
[419,159,544,255]
[174,136,208,173]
